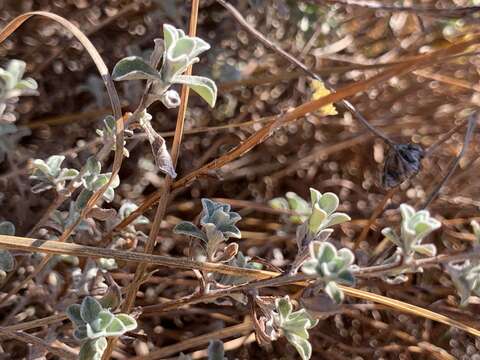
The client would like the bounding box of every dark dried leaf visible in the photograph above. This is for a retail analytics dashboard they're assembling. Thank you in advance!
[86,207,117,221]
[382,143,424,189]
[140,120,177,178]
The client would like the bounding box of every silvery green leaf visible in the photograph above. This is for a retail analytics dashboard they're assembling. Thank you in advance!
[56,168,79,182]
[268,197,289,210]
[32,159,50,176]
[316,242,336,264]
[337,248,354,267]
[301,259,318,275]
[190,37,210,59]
[160,89,181,108]
[91,174,109,192]
[325,281,343,304]
[337,270,355,286]
[7,59,26,84]
[219,224,241,239]
[173,75,217,107]
[0,68,15,90]
[170,37,196,59]
[286,192,310,216]
[400,203,415,219]
[325,212,351,227]
[16,77,37,90]
[174,221,207,242]
[207,340,225,360]
[112,56,161,81]
[275,296,293,323]
[381,227,402,247]
[412,244,437,257]
[90,310,115,332]
[0,221,15,235]
[0,250,14,272]
[162,54,190,81]
[319,192,339,215]
[80,296,103,324]
[309,188,322,205]
[285,333,312,360]
[74,325,88,341]
[314,229,333,242]
[86,157,101,175]
[104,316,127,337]
[76,189,93,210]
[115,314,137,332]
[308,204,327,233]
[46,155,65,177]
[308,241,322,259]
[86,323,106,339]
[79,338,106,360]
[320,262,332,277]
[163,24,181,51]
[205,223,225,249]
[103,187,115,203]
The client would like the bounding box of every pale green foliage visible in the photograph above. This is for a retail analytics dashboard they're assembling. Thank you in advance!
[76,157,119,210]
[30,155,79,194]
[381,204,440,259]
[0,59,37,99]
[306,188,351,236]
[217,252,262,286]
[301,241,355,304]
[273,296,318,360]
[174,199,241,260]
[112,24,217,108]
[0,59,37,160]
[270,189,350,230]
[96,115,132,157]
[447,221,480,306]
[270,188,350,249]
[66,296,137,360]
[0,221,15,281]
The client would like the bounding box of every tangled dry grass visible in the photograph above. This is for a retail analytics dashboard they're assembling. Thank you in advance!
[1,0,480,359]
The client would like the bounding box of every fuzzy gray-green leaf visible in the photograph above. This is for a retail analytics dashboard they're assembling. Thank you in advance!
[80,296,103,324]
[112,56,161,81]
[173,75,217,107]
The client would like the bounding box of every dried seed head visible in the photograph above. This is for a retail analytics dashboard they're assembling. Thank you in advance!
[382,143,425,189]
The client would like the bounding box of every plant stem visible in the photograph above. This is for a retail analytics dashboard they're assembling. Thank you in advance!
[121,0,200,313]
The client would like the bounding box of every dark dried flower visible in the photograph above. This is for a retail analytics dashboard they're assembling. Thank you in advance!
[382,143,425,189]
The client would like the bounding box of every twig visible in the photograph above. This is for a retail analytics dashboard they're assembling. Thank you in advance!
[0,327,76,359]
[422,112,477,209]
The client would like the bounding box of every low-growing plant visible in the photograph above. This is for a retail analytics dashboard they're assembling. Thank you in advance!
[66,296,137,360]
[30,155,79,194]
[301,241,355,303]
[272,296,318,360]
